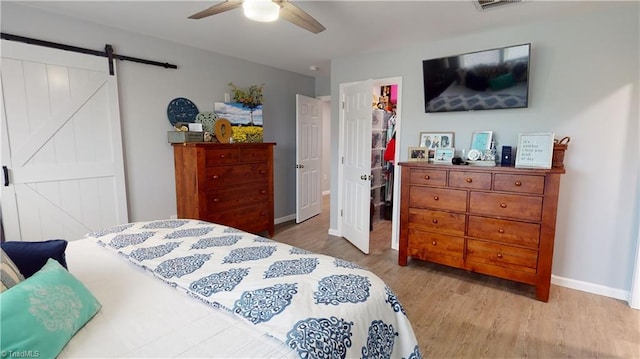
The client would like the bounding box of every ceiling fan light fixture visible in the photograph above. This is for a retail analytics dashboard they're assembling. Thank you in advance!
[243,0,280,22]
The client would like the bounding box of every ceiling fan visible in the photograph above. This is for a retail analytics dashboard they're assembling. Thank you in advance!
[188,0,326,34]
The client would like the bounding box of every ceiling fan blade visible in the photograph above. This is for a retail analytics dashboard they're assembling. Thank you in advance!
[275,0,326,34]
[188,0,243,19]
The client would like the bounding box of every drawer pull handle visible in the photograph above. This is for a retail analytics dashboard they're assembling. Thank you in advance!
[497,253,503,259]
[515,181,522,186]
[466,178,473,183]
[432,219,438,224]
[498,229,505,234]
[424,175,430,180]
[260,190,266,194]
[433,196,439,201]
[212,175,220,180]
[212,198,220,203]
[220,154,225,158]
[259,170,266,174]
[260,211,266,216]
[500,203,507,208]
[432,241,437,246]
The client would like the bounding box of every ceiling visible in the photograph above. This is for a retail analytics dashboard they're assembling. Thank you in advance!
[16,1,607,78]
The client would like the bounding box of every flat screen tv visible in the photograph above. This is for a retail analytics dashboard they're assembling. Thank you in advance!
[423,43,530,113]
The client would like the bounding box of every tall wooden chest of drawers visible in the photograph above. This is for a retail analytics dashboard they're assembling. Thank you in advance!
[173,143,275,237]
[398,162,564,301]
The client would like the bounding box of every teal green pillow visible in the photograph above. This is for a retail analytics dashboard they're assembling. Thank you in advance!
[489,72,515,91]
[0,258,101,358]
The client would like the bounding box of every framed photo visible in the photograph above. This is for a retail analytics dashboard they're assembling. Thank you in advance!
[419,132,454,149]
[470,131,493,151]
[408,147,428,162]
[434,148,455,164]
[515,132,555,169]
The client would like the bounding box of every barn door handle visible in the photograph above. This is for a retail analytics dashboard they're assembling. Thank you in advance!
[2,166,8,186]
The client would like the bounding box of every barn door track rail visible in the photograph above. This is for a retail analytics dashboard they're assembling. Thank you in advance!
[1,33,177,75]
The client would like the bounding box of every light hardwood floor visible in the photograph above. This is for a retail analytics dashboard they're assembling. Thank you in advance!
[273,196,640,358]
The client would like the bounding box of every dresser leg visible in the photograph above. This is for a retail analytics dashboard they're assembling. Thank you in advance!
[535,283,550,302]
[398,256,408,266]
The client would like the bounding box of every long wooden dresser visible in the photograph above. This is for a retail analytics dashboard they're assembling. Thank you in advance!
[173,142,275,237]
[398,162,565,301]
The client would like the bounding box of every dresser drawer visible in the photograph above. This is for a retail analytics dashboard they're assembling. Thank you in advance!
[409,169,447,186]
[408,229,464,267]
[204,182,269,212]
[466,239,538,273]
[449,171,491,190]
[204,163,269,188]
[203,202,270,233]
[469,192,542,221]
[468,216,540,248]
[494,174,544,194]
[239,147,269,163]
[409,186,467,212]
[408,208,465,236]
[205,147,239,166]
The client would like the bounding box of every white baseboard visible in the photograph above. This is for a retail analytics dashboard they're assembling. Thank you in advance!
[275,214,296,225]
[328,228,340,237]
[551,275,630,302]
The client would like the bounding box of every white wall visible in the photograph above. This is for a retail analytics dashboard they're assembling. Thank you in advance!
[330,3,639,299]
[1,3,316,223]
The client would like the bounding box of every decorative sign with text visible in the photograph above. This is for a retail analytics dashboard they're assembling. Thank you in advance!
[515,132,555,169]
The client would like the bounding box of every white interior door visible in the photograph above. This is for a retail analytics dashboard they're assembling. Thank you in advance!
[296,94,322,223]
[341,80,373,254]
[1,40,128,242]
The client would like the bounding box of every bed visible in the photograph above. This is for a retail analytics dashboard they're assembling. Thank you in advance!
[425,81,528,112]
[53,219,421,358]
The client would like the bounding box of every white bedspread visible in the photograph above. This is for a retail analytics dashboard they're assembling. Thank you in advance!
[72,219,421,359]
[60,238,297,358]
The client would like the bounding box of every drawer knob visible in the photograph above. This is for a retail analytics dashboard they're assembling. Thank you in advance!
[260,190,266,194]
[424,175,430,180]
[500,203,507,208]
[260,211,266,216]
[212,175,219,180]
[433,196,439,201]
[515,181,522,186]
[497,253,503,259]
[220,154,225,158]
[259,170,266,174]
[466,178,473,183]
[212,198,220,203]
[498,228,505,234]
[432,219,438,224]
[432,241,437,246]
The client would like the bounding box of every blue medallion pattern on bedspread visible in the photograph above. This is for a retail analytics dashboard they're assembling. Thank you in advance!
[86,219,422,359]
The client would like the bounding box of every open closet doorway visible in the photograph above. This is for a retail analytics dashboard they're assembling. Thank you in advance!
[338,77,402,254]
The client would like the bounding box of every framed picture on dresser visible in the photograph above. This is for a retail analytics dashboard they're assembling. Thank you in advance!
[515,132,555,169]
[408,147,428,162]
[434,148,455,164]
[419,132,454,149]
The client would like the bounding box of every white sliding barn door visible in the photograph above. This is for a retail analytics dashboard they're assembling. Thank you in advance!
[1,40,128,242]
